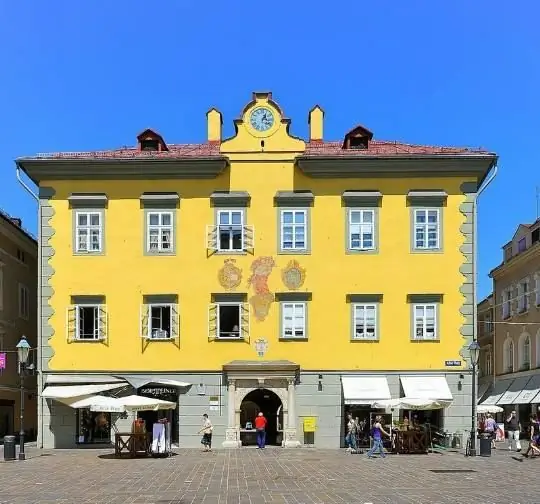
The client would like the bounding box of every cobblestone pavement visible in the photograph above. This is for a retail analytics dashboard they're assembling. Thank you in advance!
[0,446,536,504]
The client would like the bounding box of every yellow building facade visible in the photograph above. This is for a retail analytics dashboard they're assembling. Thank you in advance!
[18,92,497,449]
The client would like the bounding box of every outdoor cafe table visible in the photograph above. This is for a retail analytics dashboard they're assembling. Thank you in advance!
[114,432,151,458]
[393,429,428,454]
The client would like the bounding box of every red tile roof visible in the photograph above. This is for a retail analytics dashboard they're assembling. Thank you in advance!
[304,140,491,156]
[26,142,222,160]
[21,139,492,161]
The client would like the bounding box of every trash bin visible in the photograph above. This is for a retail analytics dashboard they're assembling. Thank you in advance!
[479,433,492,457]
[3,435,16,461]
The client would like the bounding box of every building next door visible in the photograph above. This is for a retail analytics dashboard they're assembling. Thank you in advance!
[240,389,283,446]
[136,386,178,443]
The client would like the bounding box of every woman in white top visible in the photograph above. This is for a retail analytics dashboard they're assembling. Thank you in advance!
[198,413,213,452]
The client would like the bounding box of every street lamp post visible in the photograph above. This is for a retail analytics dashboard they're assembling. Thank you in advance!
[16,335,30,461]
[468,340,480,457]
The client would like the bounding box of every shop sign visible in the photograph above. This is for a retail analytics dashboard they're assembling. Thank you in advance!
[209,395,219,411]
[139,387,176,397]
[303,416,317,432]
[0,353,5,370]
[445,360,462,367]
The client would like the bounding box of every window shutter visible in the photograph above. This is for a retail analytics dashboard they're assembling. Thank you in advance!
[243,225,254,252]
[241,303,250,342]
[208,303,218,341]
[98,305,108,342]
[206,225,218,251]
[171,304,179,342]
[66,306,77,342]
[140,304,149,338]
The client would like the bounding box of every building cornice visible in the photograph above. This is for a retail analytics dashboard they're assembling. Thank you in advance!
[16,157,229,184]
[295,155,497,182]
[490,242,540,279]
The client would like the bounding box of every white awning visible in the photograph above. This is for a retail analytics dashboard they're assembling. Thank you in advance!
[62,394,177,413]
[42,383,126,399]
[477,381,491,404]
[498,376,535,405]
[400,375,453,401]
[119,377,191,390]
[514,375,540,404]
[480,379,512,405]
[342,376,391,405]
[45,375,125,385]
[373,398,451,410]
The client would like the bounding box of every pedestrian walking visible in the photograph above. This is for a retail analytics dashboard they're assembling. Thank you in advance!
[523,415,540,458]
[345,413,357,452]
[506,410,521,452]
[367,415,390,459]
[484,413,497,449]
[255,412,267,449]
[198,413,213,452]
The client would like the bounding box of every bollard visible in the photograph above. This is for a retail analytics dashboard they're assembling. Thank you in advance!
[3,435,16,461]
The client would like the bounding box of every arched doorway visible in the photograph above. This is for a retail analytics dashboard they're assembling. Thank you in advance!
[240,389,283,446]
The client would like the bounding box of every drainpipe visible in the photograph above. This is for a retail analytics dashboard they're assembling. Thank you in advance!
[16,166,42,448]
[472,163,498,452]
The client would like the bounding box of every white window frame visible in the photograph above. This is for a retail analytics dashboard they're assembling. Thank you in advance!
[280,209,307,251]
[146,211,173,253]
[352,303,378,340]
[217,302,243,340]
[504,339,514,373]
[413,303,437,340]
[413,208,440,250]
[522,335,531,370]
[147,303,174,340]
[535,274,540,307]
[485,350,492,377]
[281,302,307,339]
[75,211,103,253]
[348,209,375,251]
[502,289,511,319]
[18,284,29,320]
[75,305,102,341]
[518,279,530,313]
[217,209,244,252]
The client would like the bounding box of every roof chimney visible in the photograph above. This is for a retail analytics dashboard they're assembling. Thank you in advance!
[206,108,222,143]
[11,217,22,227]
[308,105,324,141]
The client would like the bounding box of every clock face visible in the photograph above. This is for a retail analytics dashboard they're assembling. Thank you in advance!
[250,107,274,132]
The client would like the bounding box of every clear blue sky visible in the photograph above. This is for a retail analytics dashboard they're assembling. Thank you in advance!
[1,1,538,298]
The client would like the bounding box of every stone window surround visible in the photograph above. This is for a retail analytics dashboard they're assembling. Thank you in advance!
[68,193,108,256]
[407,190,447,254]
[140,192,179,256]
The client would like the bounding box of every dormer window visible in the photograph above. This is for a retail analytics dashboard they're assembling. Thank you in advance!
[137,129,168,152]
[342,125,374,150]
[532,227,540,244]
[141,139,159,151]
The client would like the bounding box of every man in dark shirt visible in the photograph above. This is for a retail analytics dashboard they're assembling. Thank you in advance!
[506,410,521,451]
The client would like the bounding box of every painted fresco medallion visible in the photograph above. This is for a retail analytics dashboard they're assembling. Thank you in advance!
[247,256,276,321]
[254,338,269,358]
[218,259,242,290]
[281,260,306,290]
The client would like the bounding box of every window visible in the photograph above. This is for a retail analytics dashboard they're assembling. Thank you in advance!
[352,304,377,340]
[77,409,111,444]
[348,210,375,251]
[535,275,540,306]
[16,249,25,263]
[519,333,531,371]
[67,299,107,341]
[518,237,526,253]
[485,350,492,377]
[147,211,173,253]
[503,339,514,373]
[518,279,530,313]
[75,212,102,253]
[413,304,437,340]
[140,299,178,340]
[413,209,440,250]
[532,228,540,244]
[483,312,492,334]
[281,302,307,339]
[217,210,243,251]
[502,289,511,319]
[208,301,249,341]
[18,284,29,319]
[280,210,307,252]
